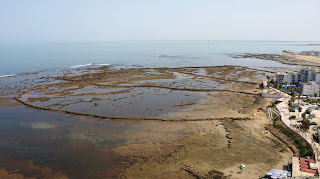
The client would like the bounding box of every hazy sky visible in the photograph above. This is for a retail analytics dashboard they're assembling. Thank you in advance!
[1,0,319,42]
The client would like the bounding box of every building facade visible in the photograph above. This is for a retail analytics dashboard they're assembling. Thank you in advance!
[276,73,293,84]
[300,81,320,96]
[312,73,320,83]
[300,68,314,82]
[292,72,300,84]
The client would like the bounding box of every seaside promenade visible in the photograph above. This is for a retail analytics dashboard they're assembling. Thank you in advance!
[267,87,320,177]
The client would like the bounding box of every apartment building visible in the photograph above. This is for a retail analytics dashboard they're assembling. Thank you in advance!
[300,81,320,96]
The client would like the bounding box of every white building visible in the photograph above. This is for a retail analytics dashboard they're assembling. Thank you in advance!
[300,81,320,96]
[300,68,314,82]
[275,68,320,85]
[292,72,299,84]
[312,72,320,83]
[276,73,293,84]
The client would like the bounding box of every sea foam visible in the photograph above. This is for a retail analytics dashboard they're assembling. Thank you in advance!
[70,63,93,69]
[70,63,110,69]
[0,74,15,78]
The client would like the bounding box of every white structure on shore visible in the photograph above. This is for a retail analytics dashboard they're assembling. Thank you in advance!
[300,81,320,96]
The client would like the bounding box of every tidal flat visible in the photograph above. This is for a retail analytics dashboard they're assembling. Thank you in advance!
[0,65,293,178]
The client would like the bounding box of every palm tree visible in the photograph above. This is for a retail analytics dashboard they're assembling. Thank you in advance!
[298,93,301,104]
[292,93,295,103]
[306,95,310,103]
[298,107,302,120]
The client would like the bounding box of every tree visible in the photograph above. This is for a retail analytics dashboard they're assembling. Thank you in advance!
[314,93,318,101]
[302,119,311,130]
[298,107,302,120]
[306,95,311,103]
[298,93,301,104]
[279,84,283,90]
[302,112,306,120]
[267,76,270,82]
[288,100,293,107]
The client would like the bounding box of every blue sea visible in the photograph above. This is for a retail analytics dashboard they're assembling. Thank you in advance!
[0,41,319,76]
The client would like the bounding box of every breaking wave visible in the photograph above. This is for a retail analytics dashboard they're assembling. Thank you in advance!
[70,63,110,69]
[0,74,15,78]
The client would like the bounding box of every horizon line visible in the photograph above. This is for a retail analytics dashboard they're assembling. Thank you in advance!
[1,40,320,43]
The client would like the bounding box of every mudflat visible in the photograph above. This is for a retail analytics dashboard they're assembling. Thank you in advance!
[15,66,270,120]
[1,65,293,178]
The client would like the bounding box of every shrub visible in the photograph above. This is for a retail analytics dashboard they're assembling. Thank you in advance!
[289,116,296,120]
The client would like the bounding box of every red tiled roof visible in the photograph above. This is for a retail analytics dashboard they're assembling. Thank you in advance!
[300,161,309,165]
[299,157,318,174]
[300,157,316,163]
[301,168,318,174]
[300,164,309,169]
[306,159,316,163]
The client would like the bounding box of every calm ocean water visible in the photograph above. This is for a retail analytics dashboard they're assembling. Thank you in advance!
[0,41,319,76]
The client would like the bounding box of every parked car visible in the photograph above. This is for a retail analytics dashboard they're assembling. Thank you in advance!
[306,109,313,114]
[311,122,317,125]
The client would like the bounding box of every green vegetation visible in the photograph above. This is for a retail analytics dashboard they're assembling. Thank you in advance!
[289,108,295,112]
[298,107,302,120]
[304,98,320,104]
[289,115,296,120]
[300,112,310,130]
[270,108,313,157]
[268,80,300,96]
[273,116,313,157]
[267,78,314,157]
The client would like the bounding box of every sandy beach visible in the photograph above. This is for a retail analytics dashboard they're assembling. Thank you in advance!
[283,52,320,65]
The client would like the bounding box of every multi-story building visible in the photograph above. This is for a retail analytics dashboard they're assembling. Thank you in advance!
[300,81,320,96]
[276,73,293,84]
[312,72,320,83]
[300,68,314,82]
[275,68,320,88]
[292,72,300,84]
